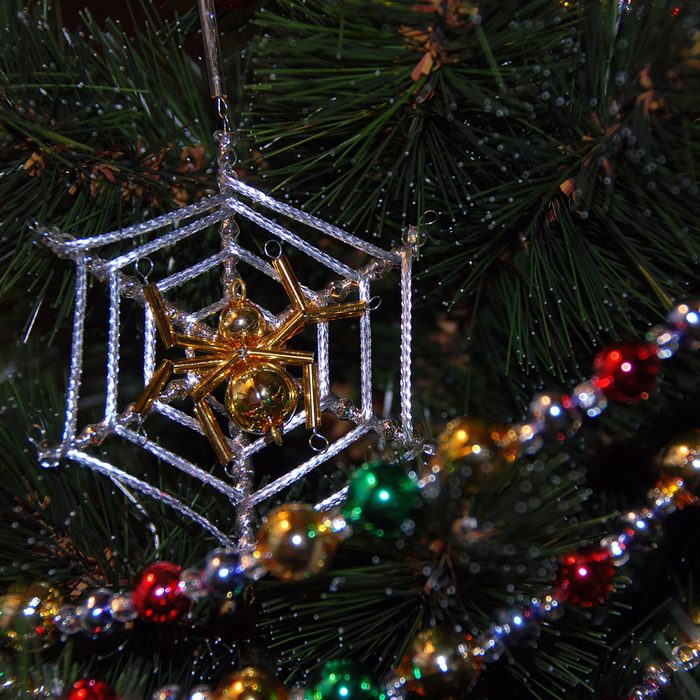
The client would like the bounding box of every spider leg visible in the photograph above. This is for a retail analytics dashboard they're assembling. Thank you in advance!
[302,362,322,430]
[172,356,231,373]
[305,300,366,323]
[193,400,234,465]
[143,284,177,349]
[272,254,308,312]
[261,310,306,348]
[190,351,245,403]
[247,348,314,365]
[132,359,173,417]
[270,425,284,446]
[175,333,231,354]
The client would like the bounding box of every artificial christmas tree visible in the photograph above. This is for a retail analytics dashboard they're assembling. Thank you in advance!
[1,0,699,698]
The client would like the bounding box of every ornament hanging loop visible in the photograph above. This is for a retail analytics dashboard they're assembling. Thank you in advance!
[217,95,232,135]
[197,0,230,132]
[309,430,329,453]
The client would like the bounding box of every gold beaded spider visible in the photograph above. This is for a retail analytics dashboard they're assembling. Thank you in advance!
[131,250,366,464]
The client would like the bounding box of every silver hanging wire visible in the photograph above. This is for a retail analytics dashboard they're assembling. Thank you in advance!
[197,0,231,133]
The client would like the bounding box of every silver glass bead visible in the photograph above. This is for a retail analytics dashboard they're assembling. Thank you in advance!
[668,298,700,349]
[670,643,700,672]
[645,325,681,360]
[109,592,138,622]
[178,568,209,602]
[76,588,114,636]
[618,508,662,547]
[239,549,267,582]
[572,380,608,418]
[528,391,582,441]
[646,484,678,518]
[513,421,543,455]
[204,549,245,600]
[628,685,656,699]
[474,633,505,663]
[600,534,630,566]
[54,604,81,635]
[152,685,182,700]
[188,686,213,700]
[644,661,672,687]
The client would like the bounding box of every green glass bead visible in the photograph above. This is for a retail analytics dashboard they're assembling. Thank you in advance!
[305,660,384,700]
[342,462,421,537]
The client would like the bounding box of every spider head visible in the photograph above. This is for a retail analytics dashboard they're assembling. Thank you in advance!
[218,278,267,345]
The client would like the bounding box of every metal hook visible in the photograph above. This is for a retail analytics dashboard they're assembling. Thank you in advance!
[367,296,382,311]
[27,422,48,450]
[309,430,329,453]
[134,418,148,446]
[264,239,283,260]
[134,257,154,285]
[217,96,232,135]
[230,277,247,302]
[420,209,439,226]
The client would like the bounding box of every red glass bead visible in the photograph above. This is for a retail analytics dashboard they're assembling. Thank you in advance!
[555,546,615,607]
[64,678,117,700]
[132,562,190,623]
[592,342,660,403]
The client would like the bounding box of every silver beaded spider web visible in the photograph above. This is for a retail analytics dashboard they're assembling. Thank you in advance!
[35,131,419,551]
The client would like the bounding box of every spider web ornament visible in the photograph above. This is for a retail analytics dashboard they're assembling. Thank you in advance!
[35,132,419,551]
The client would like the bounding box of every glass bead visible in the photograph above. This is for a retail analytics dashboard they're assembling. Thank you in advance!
[512,420,543,455]
[531,593,565,620]
[342,461,421,537]
[395,627,482,699]
[646,483,679,517]
[306,660,382,700]
[644,661,672,687]
[493,608,540,647]
[76,588,114,636]
[178,568,209,602]
[572,380,608,418]
[528,391,582,441]
[555,547,615,607]
[600,535,630,566]
[151,685,182,700]
[645,325,681,360]
[65,679,117,700]
[668,298,700,348]
[658,429,700,496]
[218,296,267,345]
[54,604,81,635]
[215,668,289,700]
[109,592,138,622]
[225,363,297,436]
[204,549,246,600]
[618,509,662,547]
[436,417,521,482]
[473,633,506,663]
[188,686,213,700]
[670,643,700,671]
[132,562,190,623]
[238,550,267,582]
[628,685,655,699]
[592,342,660,403]
[254,504,338,581]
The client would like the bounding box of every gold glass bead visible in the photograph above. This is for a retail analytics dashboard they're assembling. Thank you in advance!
[396,626,482,699]
[214,667,289,700]
[253,503,338,581]
[225,363,297,436]
[218,279,267,345]
[659,429,700,495]
[218,302,267,346]
[435,417,520,483]
[0,583,62,649]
